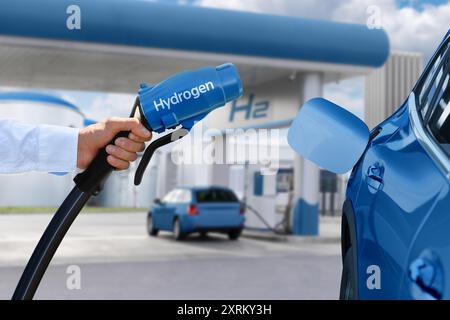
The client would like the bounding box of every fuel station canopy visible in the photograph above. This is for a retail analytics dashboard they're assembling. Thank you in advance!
[0,0,389,93]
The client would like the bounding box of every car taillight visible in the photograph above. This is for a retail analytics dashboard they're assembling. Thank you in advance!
[187,205,198,216]
[240,203,245,215]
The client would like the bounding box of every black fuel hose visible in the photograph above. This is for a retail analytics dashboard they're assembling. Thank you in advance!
[244,203,286,236]
[12,127,187,300]
[12,187,90,300]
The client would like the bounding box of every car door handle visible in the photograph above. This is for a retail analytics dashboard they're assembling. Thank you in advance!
[408,257,442,300]
[365,163,384,190]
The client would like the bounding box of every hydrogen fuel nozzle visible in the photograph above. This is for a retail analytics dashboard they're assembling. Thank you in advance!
[74,63,243,193]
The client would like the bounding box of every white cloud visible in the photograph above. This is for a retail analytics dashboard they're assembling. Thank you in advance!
[197,0,350,22]
[330,0,450,59]
[0,86,20,93]
[324,77,365,120]
[82,93,135,121]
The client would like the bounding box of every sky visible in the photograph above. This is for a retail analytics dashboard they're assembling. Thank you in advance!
[2,0,450,121]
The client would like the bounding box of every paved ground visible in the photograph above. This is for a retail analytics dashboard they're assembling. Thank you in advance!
[0,212,341,300]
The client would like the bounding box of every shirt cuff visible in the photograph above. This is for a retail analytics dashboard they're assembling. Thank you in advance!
[38,125,79,173]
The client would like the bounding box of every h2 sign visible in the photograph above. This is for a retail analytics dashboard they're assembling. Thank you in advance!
[229,94,269,123]
[205,77,301,130]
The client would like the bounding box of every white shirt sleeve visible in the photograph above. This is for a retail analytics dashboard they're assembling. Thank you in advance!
[0,119,79,174]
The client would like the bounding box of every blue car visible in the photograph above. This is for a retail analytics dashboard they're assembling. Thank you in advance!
[288,30,450,299]
[147,186,245,240]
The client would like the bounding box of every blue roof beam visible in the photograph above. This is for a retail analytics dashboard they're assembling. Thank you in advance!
[0,1,390,92]
[0,0,389,68]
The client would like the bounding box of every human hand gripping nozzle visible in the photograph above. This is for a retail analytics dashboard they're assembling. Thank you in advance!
[74,63,243,193]
[12,63,243,300]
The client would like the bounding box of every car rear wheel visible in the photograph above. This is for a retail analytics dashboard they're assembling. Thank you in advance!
[173,218,185,241]
[146,213,158,237]
[228,229,242,240]
[340,246,357,300]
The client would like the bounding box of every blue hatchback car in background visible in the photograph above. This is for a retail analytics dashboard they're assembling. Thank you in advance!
[288,30,450,299]
[147,186,245,240]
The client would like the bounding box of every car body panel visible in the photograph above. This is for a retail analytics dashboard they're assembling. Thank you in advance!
[344,30,450,299]
[194,203,242,228]
[347,100,449,299]
[152,202,182,231]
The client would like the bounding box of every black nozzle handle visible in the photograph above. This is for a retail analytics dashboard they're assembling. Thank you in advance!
[74,97,144,194]
[73,131,130,194]
[134,128,189,186]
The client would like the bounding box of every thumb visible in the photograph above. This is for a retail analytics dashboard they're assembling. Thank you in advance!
[106,117,152,139]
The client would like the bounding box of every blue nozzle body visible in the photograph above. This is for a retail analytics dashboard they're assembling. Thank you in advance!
[138,63,243,133]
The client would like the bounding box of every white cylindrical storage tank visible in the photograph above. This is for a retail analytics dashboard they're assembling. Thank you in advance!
[0,91,85,206]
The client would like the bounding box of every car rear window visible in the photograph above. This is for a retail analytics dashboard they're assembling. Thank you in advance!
[195,189,238,203]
